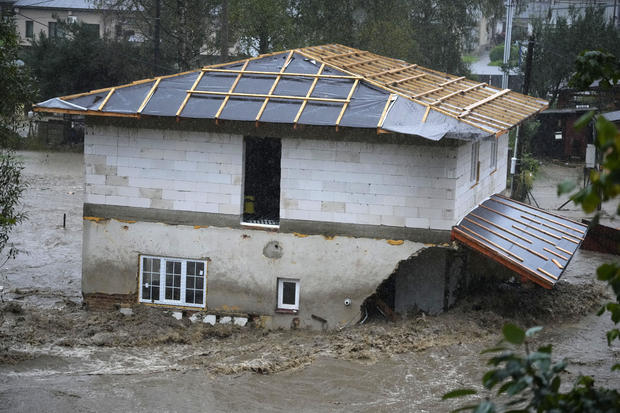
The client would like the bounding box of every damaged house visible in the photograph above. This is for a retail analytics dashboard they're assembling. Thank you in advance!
[34,44,586,329]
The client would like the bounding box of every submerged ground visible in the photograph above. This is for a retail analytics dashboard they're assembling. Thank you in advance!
[0,152,618,412]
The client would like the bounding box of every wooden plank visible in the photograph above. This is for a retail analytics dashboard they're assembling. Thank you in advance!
[293,63,325,126]
[97,88,116,111]
[322,50,369,60]
[366,64,417,78]
[421,105,431,123]
[335,78,359,128]
[413,87,444,99]
[341,57,382,68]
[190,90,348,103]
[537,267,559,280]
[543,247,569,261]
[439,76,465,87]
[480,204,562,240]
[256,50,294,123]
[551,259,564,269]
[202,68,360,80]
[513,225,555,245]
[176,71,206,117]
[213,59,250,120]
[376,94,397,128]
[460,89,511,116]
[137,78,161,114]
[389,73,425,85]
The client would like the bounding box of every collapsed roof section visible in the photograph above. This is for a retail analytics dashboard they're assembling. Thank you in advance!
[34,44,548,142]
[452,194,588,289]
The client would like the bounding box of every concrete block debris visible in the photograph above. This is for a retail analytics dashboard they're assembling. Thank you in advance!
[189,313,201,323]
[203,315,216,325]
[171,311,182,320]
[233,317,248,327]
[119,307,133,316]
[219,316,232,324]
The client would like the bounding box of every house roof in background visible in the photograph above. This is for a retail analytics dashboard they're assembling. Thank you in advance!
[34,44,548,141]
[14,0,102,9]
[452,194,588,289]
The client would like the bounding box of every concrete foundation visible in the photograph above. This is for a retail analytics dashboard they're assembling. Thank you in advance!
[392,247,466,316]
[82,217,426,330]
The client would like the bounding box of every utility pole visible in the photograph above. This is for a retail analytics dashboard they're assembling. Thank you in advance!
[502,0,514,90]
[153,0,161,75]
[511,34,535,199]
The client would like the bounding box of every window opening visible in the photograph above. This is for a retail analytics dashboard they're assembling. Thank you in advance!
[139,255,207,308]
[25,20,33,38]
[277,278,300,311]
[243,136,281,227]
[490,139,498,170]
[470,141,480,183]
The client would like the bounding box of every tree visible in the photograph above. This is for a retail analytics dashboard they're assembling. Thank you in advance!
[526,6,620,106]
[103,0,221,72]
[0,151,27,268]
[0,17,37,145]
[24,22,152,100]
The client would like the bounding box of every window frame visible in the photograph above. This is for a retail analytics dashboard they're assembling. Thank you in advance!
[277,278,300,312]
[490,138,498,171]
[470,141,480,183]
[25,20,33,38]
[138,255,208,309]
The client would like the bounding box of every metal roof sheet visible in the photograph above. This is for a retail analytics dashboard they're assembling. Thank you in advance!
[452,194,588,289]
[34,44,549,141]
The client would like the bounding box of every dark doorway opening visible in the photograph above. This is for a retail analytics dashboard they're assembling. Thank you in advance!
[243,136,281,226]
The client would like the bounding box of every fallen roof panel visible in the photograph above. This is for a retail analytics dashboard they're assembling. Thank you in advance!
[452,194,588,288]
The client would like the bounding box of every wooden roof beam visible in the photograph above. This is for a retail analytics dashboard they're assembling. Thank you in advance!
[322,50,369,60]
[341,57,382,68]
[460,89,511,117]
[366,64,418,79]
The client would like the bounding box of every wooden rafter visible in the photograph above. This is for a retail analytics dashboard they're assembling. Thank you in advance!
[98,88,115,111]
[341,57,382,68]
[202,68,360,80]
[137,78,161,114]
[188,90,349,103]
[213,59,250,120]
[256,50,294,123]
[176,71,206,117]
[293,63,325,126]
[366,64,418,79]
[335,78,359,128]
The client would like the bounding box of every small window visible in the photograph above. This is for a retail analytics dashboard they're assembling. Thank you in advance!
[490,139,498,170]
[48,21,64,38]
[277,278,300,311]
[25,20,33,38]
[139,255,207,308]
[470,141,480,183]
[84,23,100,37]
[242,136,281,227]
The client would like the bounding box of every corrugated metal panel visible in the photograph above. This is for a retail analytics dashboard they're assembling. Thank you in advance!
[452,194,588,288]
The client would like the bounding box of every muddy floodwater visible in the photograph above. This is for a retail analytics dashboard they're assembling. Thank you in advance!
[1,151,619,412]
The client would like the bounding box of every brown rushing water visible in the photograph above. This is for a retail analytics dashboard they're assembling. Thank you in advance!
[0,152,618,413]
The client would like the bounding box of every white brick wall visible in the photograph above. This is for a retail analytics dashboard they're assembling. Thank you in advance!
[84,126,243,214]
[280,138,460,230]
[454,133,509,223]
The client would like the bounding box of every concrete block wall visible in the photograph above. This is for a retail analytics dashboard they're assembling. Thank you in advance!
[454,133,509,223]
[280,138,459,230]
[84,125,243,215]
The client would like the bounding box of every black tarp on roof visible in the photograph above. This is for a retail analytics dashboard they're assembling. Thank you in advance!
[34,51,489,141]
